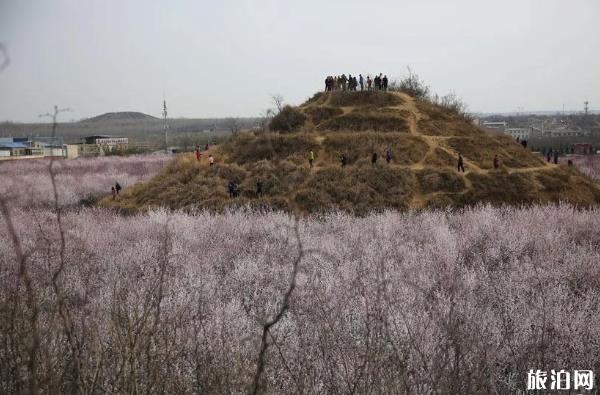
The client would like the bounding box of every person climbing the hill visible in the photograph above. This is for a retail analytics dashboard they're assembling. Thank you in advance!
[228,181,238,198]
[553,150,559,165]
[521,140,527,149]
[385,149,392,164]
[367,76,372,90]
[493,154,499,169]
[457,153,465,172]
[115,182,122,194]
[371,152,378,166]
[195,146,202,161]
[383,75,389,91]
[309,150,315,168]
[359,74,364,91]
[256,180,263,197]
[111,186,116,200]
[205,143,209,150]
[546,150,552,162]
[341,153,348,167]
[209,155,214,166]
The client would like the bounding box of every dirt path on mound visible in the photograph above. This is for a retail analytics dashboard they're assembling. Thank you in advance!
[304,92,560,203]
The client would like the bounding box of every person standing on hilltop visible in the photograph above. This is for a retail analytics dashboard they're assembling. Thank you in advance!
[348,75,353,91]
[115,182,122,195]
[383,75,389,91]
[457,153,465,172]
[553,150,559,165]
[111,186,116,200]
[359,74,364,91]
[367,76,372,90]
[341,74,348,91]
[209,155,214,166]
[374,75,380,91]
[309,150,315,168]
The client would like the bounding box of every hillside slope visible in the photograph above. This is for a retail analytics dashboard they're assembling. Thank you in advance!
[102,91,600,214]
[82,111,159,123]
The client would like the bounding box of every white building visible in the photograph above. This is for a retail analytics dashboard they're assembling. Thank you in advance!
[482,121,508,131]
[505,127,531,140]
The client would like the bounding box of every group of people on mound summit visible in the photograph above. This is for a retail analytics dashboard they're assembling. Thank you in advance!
[324,73,389,92]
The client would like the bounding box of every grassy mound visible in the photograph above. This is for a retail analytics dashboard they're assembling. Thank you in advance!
[102,91,600,214]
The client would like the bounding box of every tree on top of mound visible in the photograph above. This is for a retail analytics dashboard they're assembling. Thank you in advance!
[270,105,306,132]
[269,95,307,132]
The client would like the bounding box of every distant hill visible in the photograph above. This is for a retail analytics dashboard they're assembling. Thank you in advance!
[103,90,600,214]
[81,112,159,123]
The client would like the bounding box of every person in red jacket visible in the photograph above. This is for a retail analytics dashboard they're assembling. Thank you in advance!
[195,146,202,161]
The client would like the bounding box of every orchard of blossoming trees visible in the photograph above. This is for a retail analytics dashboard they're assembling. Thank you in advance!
[1,155,600,393]
[0,155,170,209]
[572,155,600,182]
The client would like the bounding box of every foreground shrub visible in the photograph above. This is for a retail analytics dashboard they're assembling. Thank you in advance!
[220,133,319,164]
[269,105,307,132]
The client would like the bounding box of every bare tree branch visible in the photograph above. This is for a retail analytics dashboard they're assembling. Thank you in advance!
[0,199,39,394]
[250,217,304,395]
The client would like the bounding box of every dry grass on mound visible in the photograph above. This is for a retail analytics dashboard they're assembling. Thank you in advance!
[304,106,344,124]
[460,171,538,205]
[535,167,600,203]
[219,133,319,164]
[322,132,429,165]
[415,99,483,137]
[295,166,414,214]
[422,147,457,167]
[416,168,466,194]
[445,135,545,169]
[325,90,405,107]
[317,113,410,132]
[418,118,483,137]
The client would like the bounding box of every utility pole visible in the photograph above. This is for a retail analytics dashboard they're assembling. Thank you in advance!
[162,98,168,153]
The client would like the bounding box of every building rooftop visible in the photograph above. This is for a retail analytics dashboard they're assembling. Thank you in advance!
[0,142,29,149]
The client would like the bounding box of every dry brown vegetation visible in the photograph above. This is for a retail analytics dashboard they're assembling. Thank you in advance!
[103,91,600,213]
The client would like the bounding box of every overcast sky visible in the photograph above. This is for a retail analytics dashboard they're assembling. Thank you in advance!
[1,0,599,122]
